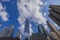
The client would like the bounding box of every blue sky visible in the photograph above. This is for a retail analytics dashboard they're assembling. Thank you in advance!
[0,0,19,37]
[0,0,60,37]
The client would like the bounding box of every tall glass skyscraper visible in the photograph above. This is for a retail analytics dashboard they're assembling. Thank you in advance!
[24,19,29,40]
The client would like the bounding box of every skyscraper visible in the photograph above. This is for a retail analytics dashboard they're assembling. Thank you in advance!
[47,21,60,40]
[0,22,2,26]
[24,19,29,33]
[7,25,14,37]
[0,24,14,37]
[30,32,48,40]
[38,24,44,34]
[49,5,60,26]
[15,31,20,40]
[16,31,20,39]
[24,19,29,40]
[38,24,48,36]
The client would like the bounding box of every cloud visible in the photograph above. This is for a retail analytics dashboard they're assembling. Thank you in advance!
[17,0,47,25]
[19,24,25,34]
[0,3,9,21]
[17,16,25,25]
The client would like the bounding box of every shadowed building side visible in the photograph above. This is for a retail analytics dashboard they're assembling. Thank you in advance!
[48,5,60,40]
[49,5,60,26]
[49,14,60,26]
[49,10,60,20]
[47,21,60,40]
[49,5,60,13]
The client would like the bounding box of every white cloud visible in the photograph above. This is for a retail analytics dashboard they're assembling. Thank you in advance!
[17,0,47,25]
[0,3,9,21]
[19,24,25,34]
[0,3,3,11]
[18,16,25,25]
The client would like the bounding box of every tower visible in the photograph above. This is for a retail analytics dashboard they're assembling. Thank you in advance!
[7,25,14,37]
[38,24,48,36]
[0,25,14,37]
[24,19,29,40]
[0,22,2,26]
[15,31,20,40]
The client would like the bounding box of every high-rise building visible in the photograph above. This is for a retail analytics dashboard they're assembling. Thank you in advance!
[49,12,60,26]
[30,24,51,40]
[0,24,14,37]
[49,10,60,20]
[7,25,14,37]
[37,24,44,34]
[24,19,29,33]
[48,5,60,40]
[49,5,60,13]
[24,19,29,40]
[38,24,48,36]
[30,33,48,40]
[49,5,60,26]
[0,22,2,26]
[47,21,60,40]
[15,31,20,40]
[16,31,20,39]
